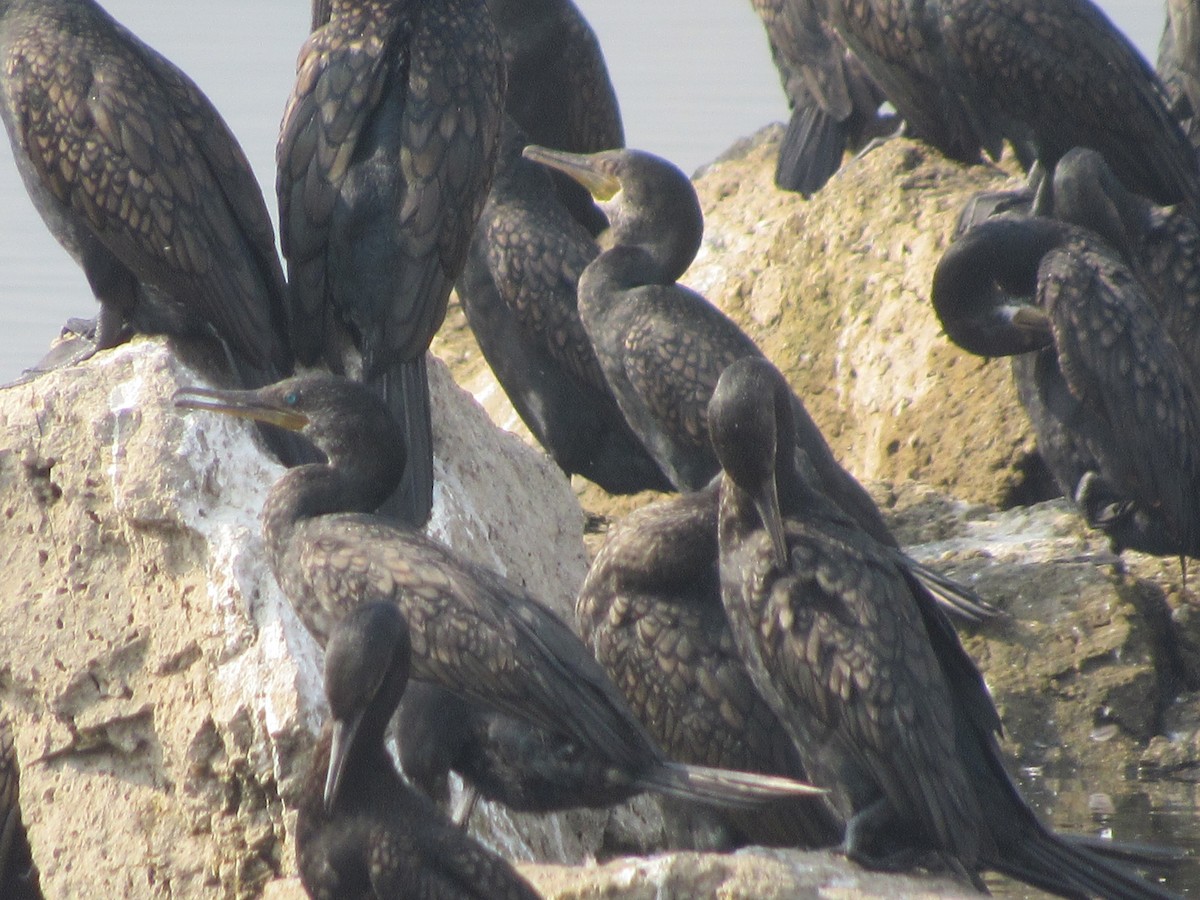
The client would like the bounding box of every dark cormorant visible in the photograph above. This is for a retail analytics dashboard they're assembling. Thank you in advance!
[523,144,994,620]
[173,373,822,811]
[296,602,541,900]
[749,0,890,196]
[0,719,41,900]
[276,0,506,526]
[710,355,1179,899]
[1050,146,1200,378]
[456,121,671,494]
[576,482,844,850]
[485,0,622,235]
[1158,0,1200,147]
[932,213,1200,558]
[0,0,291,389]
[821,0,1200,216]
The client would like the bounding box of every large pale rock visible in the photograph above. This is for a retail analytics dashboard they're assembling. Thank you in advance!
[0,338,597,898]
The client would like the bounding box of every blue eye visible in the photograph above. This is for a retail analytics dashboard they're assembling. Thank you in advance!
[284,391,299,406]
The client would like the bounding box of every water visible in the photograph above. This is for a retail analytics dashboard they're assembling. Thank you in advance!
[0,0,1163,382]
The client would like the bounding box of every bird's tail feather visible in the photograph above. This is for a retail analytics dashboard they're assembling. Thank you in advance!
[637,761,826,810]
[775,102,847,197]
[994,824,1180,900]
[377,356,434,527]
[905,556,999,623]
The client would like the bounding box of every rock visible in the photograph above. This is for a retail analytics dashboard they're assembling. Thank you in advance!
[0,338,602,898]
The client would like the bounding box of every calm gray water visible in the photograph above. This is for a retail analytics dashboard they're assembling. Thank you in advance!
[0,0,1162,381]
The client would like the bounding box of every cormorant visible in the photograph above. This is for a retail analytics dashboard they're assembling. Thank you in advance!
[523,144,994,620]
[576,482,844,850]
[0,0,291,389]
[1158,0,1200,147]
[296,602,541,900]
[456,120,672,494]
[748,0,890,195]
[821,0,1200,216]
[1049,146,1200,378]
[710,355,1179,899]
[485,0,622,235]
[276,0,506,526]
[173,373,822,811]
[932,214,1200,558]
[0,719,41,900]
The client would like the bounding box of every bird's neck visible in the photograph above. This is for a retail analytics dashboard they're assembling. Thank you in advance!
[261,462,394,555]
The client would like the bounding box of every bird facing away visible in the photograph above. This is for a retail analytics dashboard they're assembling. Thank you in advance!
[576,481,844,851]
[456,120,672,494]
[709,355,1180,899]
[295,601,541,900]
[485,0,623,236]
[0,0,291,389]
[748,0,890,196]
[821,0,1200,216]
[173,373,822,813]
[277,0,506,526]
[522,143,994,621]
[932,213,1200,559]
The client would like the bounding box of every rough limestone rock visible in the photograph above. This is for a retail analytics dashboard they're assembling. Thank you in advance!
[4,127,1200,898]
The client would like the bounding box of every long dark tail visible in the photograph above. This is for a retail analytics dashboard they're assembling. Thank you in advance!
[993,824,1181,900]
[775,101,848,197]
[637,760,825,810]
[377,355,434,527]
[904,556,1000,623]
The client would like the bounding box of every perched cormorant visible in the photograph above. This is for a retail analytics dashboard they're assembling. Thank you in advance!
[173,373,821,811]
[0,719,41,900]
[710,355,1179,898]
[276,0,505,526]
[1158,0,1200,147]
[932,214,1200,558]
[1050,147,1200,378]
[296,602,541,900]
[524,144,994,621]
[0,0,291,389]
[576,482,844,850]
[457,121,671,493]
[749,0,890,195]
[485,0,622,235]
[821,0,1200,216]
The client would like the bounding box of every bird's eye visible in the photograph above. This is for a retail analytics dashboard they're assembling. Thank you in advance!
[284,391,299,406]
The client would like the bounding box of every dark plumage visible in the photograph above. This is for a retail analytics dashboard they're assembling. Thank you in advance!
[296,602,541,900]
[485,0,622,235]
[0,0,291,388]
[932,213,1200,558]
[822,0,1200,216]
[576,482,844,850]
[457,121,671,493]
[0,719,41,900]
[524,144,993,621]
[277,0,505,525]
[710,355,1179,898]
[173,373,821,813]
[749,0,889,195]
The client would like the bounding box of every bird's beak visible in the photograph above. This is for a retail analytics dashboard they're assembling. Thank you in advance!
[173,386,309,431]
[323,711,364,813]
[522,145,621,201]
[753,477,789,569]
